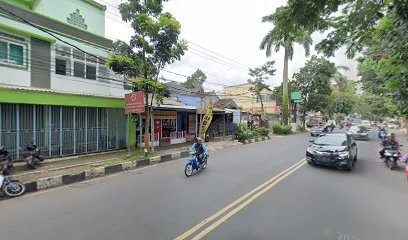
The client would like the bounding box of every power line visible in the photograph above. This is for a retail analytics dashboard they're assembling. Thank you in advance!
[188,47,248,71]
[187,40,252,69]
[186,50,248,73]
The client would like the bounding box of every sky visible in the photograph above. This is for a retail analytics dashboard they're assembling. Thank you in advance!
[97,0,359,93]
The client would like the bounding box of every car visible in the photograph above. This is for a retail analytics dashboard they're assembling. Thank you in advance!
[361,120,371,128]
[306,118,323,128]
[310,125,325,136]
[306,133,358,171]
[347,125,370,140]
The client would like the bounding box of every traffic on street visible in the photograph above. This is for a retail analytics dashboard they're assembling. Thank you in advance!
[0,126,407,240]
[0,0,407,239]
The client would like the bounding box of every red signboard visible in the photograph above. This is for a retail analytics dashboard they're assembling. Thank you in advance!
[125,92,145,114]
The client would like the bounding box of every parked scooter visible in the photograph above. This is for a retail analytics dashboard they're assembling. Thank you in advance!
[0,146,13,174]
[184,151,208,177]
[383,146,403,170]
[22,142,44,169]
[0,172,25,197]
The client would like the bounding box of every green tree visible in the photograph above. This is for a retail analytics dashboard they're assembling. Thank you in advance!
[288,0,408,116]
[327,73,357,117]
[354,94,394,121]
[260,6,312,125]
[271,81,299,106]
[181,69,206,92]
[106,0,187,151]
[292,56,337,125]
[247,61,276,112]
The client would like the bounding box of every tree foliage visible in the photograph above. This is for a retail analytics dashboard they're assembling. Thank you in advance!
[292,56,337,124]
[287,0,408,116]
[181,69,207,91]
[247,61,276,112]
[271,81,299,106]
[327,73,357,117]
[106,0,187,150]
[260,6,312,125]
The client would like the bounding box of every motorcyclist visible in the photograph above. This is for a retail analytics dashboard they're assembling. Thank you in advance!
[190,137,208,167]
[379,133,400,160]
[330,123,335,132]
[378,127,387,140]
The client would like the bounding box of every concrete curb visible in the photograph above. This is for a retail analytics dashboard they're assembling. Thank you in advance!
[239,136,271,145]
[22,151,190,193]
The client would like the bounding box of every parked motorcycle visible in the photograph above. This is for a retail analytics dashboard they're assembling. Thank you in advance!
[0,173,25,197]
[383,146,402,170]
[184,151,208,177]
[22,143,44,169]
[0,146,13,174]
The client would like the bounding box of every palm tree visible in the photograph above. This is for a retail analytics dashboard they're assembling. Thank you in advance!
[260,6,312,125]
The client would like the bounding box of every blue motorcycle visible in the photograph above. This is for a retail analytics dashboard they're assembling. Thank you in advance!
[184,151,208,177]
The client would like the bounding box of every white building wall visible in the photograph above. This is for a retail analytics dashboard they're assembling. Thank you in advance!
[0,65,31,87]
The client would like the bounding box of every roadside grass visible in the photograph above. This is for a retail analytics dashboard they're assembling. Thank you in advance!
[103,152,158,167]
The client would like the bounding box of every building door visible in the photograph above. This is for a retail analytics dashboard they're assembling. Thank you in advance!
[154,119,161,140]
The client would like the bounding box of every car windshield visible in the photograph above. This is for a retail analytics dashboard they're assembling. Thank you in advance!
[314,135,347,146]
[312,126,322,129]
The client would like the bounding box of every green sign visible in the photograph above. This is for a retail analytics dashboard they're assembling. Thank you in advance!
[293,99,304,103]
[290,91,302,100]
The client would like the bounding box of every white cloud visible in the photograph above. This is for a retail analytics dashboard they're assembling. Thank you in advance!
[100,0,359,92]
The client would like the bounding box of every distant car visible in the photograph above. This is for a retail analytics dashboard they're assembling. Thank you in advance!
[310,125,325,136]
[306,119,323,128]
[348,125,370,140]
[306,133,358,171]
[361,120,371,128]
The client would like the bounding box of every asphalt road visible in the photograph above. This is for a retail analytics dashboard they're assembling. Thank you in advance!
[0,131,407,240]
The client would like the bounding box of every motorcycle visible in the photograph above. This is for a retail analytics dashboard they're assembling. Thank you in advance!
[383,146,402,170]
[0,173,25,197]
[0,146,14,174]
[378,130,387,140]
[184,151,208,177]
[22,143,44,169]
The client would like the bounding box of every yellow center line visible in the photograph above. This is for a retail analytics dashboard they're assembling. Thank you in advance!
[174,158,306,240]
[191,161,306,240]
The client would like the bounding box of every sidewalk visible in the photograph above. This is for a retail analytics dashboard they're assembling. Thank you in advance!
[11,137,242,183]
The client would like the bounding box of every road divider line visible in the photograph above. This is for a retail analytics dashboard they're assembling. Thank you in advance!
[191,161,306,240]
[174,158,306,240]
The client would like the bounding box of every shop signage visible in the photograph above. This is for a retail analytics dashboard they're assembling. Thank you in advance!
[199,103,213,139]
[125,92,144,114]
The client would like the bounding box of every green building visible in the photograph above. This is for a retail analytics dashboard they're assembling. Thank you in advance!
[0,0,131,159]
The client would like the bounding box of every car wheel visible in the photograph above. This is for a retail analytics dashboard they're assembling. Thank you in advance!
[354,153,358,162]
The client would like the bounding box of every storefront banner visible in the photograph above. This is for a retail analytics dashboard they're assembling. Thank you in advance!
[199,103,213,139]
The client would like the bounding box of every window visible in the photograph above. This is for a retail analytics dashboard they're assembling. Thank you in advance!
[55,45,71,76]
[56,59,67,75]
[74,61,85,78]
[86,65,96,80]
[0,41,7,62]
[0,40,25,66]
[54,45,115,82]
